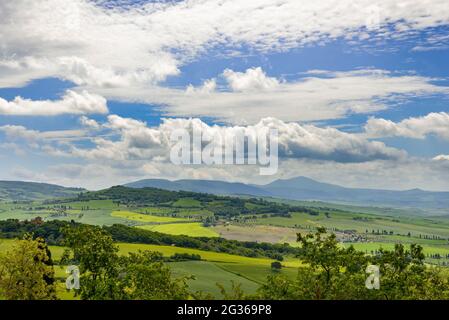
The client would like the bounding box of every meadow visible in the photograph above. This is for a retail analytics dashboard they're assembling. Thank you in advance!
[0,238,298,299]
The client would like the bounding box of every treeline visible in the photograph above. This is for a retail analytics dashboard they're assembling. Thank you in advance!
[0,218,67,245]
[47,185,320,218]
[0,219,299,260]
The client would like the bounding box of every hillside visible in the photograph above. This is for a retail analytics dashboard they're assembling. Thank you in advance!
[0,181,84,201]
[261,177,449,211]
[125,179,270,196]
[125,177,449,212]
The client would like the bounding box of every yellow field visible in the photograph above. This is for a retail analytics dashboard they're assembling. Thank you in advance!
[111,211,187,223]
[138,222,219,238]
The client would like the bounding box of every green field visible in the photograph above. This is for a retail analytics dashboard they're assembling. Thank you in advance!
[137,223,219,238]
[111,211,189,224]
[2,184,449,275]
[256,211,449,240]
[0,238,297,298]
[168,261,260,295]
[173,198,202,208]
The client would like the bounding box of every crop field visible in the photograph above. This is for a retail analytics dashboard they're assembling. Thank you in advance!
[168,261,260,295]
[212,224,298,243]
[111,211,189,224]
[137,223,219,238]
[172,198,202,207]
[256,211,449,239]
[344,242,449,256]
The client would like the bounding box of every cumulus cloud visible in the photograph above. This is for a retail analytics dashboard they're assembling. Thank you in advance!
[223,67,280,92]
[365,112,449,140]
[27,115,401,163]
[261,118,405,162]
[1,0,449,88]
[0,90,108,116]
[79,116,101,130]
[186,79,217,94]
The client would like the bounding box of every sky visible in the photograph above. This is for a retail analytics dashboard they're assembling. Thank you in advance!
[0,0,449,190]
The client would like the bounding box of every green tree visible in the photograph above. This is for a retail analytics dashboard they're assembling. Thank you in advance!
[257,228,449,300]
[116,251,190,300]
[0,234,57,300]
[61,225,190,300]
[61,224,120,299]
[271,261,282,272]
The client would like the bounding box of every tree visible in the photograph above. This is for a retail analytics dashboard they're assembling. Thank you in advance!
[0,234,57,300]
[61,225,190,300]
[271,261,282,271]
[257,227,449,300]
[61,224,120,299]
[117,251,190,300]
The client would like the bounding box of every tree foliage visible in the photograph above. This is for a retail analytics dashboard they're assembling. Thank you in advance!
[258,227,449,300]
[61,225,190,300]
[0,234,57,300]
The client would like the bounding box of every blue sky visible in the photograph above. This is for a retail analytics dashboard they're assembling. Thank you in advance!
[1,0,449,190]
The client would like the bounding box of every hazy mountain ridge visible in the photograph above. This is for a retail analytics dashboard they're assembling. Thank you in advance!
[125,179,271,197]
[125,177,449,211]
[0,181,84,201]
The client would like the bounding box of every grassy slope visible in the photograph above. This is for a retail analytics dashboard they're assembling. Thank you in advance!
[0,181,83,201]
[0,238,297,299]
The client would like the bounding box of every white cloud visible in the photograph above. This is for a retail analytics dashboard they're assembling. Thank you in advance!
[1,0,449,89]
[263,118,405,162]
[365,112,449,140]
[223,67,280,92]
[0,90,108,116]
[0,125,90,144]
[25,115,402,163]
[79,116,101,130]
[186,79,217,94]
[433,154,449,161]
[96,68,449,124]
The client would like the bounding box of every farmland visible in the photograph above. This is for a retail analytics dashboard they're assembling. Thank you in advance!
[137,223,219,237]
[1,185,449,301]
[1,185,449,265]
[0,238,297,298]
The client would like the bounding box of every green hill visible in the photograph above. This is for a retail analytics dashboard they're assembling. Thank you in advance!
[0,181,84,201]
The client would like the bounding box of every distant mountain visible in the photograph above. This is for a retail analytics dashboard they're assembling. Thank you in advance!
[125,179,270,197]
[125,176,449,210]
[259,176,449,210]
[0,181,84,201]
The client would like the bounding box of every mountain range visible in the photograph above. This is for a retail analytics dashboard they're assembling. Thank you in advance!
[125,176,449,211]
[0,177,447,212]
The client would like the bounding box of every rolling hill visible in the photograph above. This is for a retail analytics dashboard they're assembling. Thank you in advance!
[125,176,449,211]
[125,179,270,197]
[0,181,84,201]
